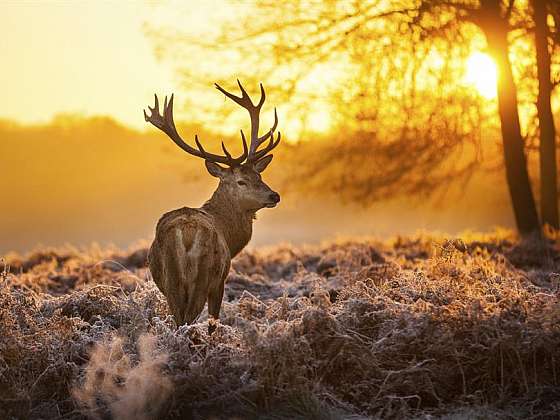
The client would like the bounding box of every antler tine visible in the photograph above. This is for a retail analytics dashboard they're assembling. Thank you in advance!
[144,94,160,125]
[256,83,266,109]
[236,79,251,102]
[215,82,252,108]
[252,131,281,162]
[194,135,207,155]
[221,141,233,160]
[240,130,249,156]
[233,79,266,110]
[144,93,247,166]
[153,93,160,113]
[214,80,279,162]
[254,107,278,143]
[247,107,279,160]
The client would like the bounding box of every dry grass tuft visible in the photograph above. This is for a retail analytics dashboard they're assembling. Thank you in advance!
[1,231,560,419]
[73,333,172,420]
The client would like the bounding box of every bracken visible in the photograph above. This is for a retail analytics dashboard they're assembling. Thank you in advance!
[0,230,559,419]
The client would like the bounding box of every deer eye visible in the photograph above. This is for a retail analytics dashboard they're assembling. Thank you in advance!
[237,180,247,186]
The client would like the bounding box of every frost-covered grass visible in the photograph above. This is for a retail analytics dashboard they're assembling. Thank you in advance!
[1,231,559,419]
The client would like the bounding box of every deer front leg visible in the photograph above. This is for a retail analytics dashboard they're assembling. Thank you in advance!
[207,281,225,335]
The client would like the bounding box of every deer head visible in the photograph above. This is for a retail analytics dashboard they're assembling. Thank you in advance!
[144,81,281,212]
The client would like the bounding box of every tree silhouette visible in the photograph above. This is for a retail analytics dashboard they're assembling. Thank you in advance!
[533,0,558,229]
[148,0,560,235]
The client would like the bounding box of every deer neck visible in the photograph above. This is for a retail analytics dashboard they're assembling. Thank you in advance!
[202,185,254,257]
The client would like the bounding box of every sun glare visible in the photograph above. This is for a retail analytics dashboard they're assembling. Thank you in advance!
[464,52,497,99]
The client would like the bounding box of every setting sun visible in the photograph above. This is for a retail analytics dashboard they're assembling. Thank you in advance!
[464,52,498,98]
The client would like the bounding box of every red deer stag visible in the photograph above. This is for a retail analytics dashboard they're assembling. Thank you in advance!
[143,81,280,334]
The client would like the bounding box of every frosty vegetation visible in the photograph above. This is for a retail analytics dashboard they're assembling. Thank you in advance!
[1,231,559,419]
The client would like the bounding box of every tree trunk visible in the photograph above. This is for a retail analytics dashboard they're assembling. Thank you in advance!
[534,0,559,229]
[480,3,541,235]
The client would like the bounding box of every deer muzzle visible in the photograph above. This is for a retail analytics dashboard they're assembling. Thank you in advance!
[265,191,280,208]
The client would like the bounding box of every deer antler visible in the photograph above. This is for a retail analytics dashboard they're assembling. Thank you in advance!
[144,93,248,166]
[144,81,279,166]
[215,80,280,163]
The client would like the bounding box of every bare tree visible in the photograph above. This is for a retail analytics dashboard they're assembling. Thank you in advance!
[533,0,558,229]
[467,0,540,234]
[148,0,555,235]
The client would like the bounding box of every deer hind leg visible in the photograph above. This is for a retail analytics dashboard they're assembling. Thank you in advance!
[207,281,225,335]
[161,228,201,325]
[149,241,186,322]
[207,252,229,335]
[181,279,208,325]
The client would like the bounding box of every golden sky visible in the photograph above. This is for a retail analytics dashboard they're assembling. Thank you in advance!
[0,0,495,137]
[0,1,223,129]
[0,1,510,254]
[1,1,498,133]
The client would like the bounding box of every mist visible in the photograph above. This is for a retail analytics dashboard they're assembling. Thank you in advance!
[0,116,514,255]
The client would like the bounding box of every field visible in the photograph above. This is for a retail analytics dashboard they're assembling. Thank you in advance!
[1,231,560,419]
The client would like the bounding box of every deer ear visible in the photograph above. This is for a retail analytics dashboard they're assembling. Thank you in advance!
[205,161,226,178]
[253,155,273,173]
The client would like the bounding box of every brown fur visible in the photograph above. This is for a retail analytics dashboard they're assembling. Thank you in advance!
[148,163,279,329]
[144,82,280,332]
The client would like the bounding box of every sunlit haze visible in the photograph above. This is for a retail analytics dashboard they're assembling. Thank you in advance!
[0,1,537,256]
[1,3,499,131]
[1,2,177,129]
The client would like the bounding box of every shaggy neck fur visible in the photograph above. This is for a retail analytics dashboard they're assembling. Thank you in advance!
[202,183,254,257]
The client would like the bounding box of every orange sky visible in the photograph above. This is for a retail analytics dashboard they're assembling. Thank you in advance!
[0,1,318,135]
[0,1,499,135]
[0,1,513,254]
[0,2,202,129]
